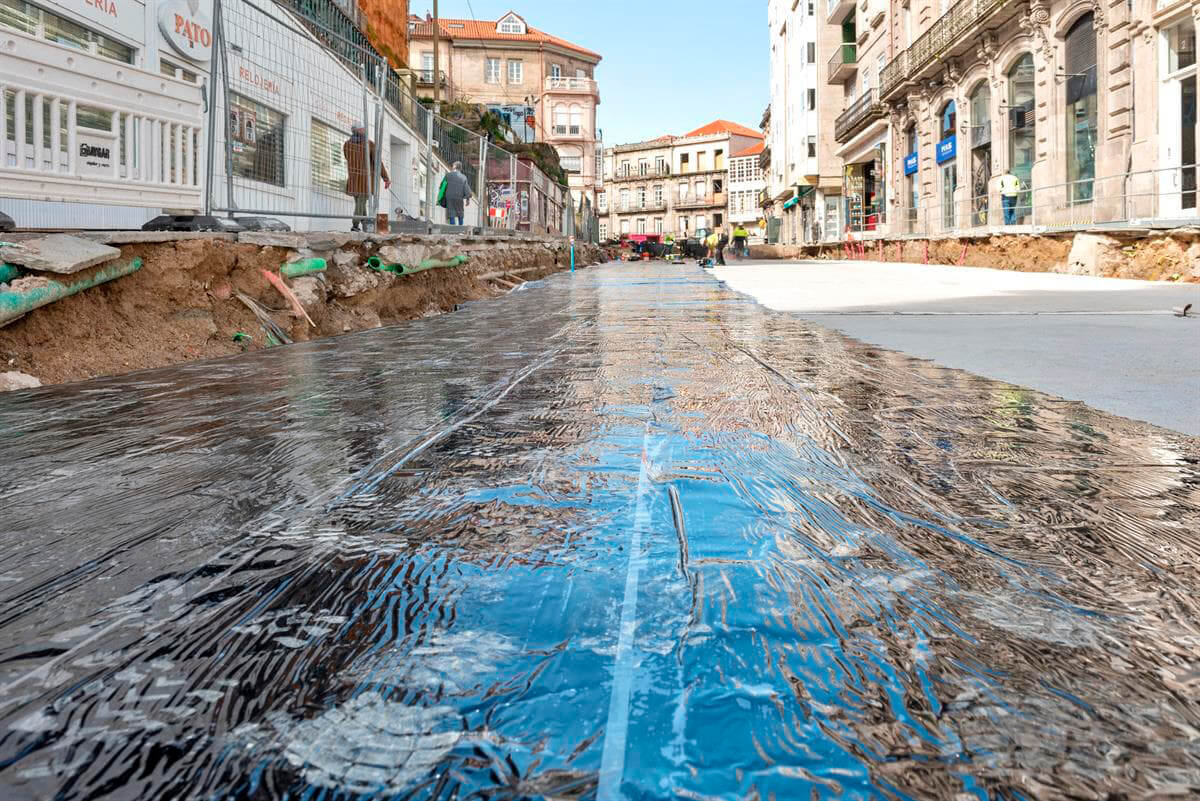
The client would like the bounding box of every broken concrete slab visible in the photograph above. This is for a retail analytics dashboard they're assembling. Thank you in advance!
[0,211,14,233]
[80,231,238,245]
[0,234,120,274]
[0,371,41,391]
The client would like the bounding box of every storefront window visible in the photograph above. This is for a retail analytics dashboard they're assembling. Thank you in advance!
[1008,53,1035,223]
[230,94,285,187]
[0,0,134,63]
[905,124,919,228]
[940,101,957,230]
[310,118,347,195]
[1168,18,1196,73]
[1065,13,1097,203]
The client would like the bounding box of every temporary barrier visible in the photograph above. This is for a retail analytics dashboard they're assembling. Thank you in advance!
[200,0,574,234]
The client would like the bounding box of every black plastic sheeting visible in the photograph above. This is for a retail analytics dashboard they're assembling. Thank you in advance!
[2,264,1199,801]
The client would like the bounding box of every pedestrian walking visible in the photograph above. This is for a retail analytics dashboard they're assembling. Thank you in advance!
[732,224,749,261]
[998,170,1022,225]
[440,162,473,226]
[344,123,389,232]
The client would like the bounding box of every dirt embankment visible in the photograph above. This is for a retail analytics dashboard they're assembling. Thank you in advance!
[0,235,612,386]
[753,231,1200,283]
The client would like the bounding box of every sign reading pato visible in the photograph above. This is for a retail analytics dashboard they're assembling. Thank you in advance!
[158,0,213,64]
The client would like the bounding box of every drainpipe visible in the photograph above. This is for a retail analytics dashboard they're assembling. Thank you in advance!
[0,259,143,327]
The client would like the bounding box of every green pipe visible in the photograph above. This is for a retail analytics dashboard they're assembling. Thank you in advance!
[367,254,470,275]
[0,263,19,284]
[281,257,327,278]
[0,258,143,326]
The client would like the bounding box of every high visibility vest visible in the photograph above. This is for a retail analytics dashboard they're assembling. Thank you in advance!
[998,174,1021,196]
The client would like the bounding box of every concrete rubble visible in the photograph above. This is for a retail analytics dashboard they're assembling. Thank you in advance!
[0,371,41,391]
[1,234,121,274]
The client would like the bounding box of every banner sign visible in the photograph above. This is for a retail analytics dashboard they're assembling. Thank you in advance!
[936,135,957,164]
[904,151,919,175]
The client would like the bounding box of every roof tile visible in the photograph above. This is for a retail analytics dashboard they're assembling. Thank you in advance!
[409,15,601,60]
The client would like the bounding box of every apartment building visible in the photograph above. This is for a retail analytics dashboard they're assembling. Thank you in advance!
[765,0,827,244]
[599,120,763,240]
[407,12,603,204]
[729,142,768,241]
[815,0,1189,238]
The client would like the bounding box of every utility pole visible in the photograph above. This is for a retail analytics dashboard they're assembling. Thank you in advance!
[431,0,441,115]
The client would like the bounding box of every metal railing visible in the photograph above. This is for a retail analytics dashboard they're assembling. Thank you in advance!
[834,89,886,143]
[675,192,725,210]
[544,76,598,95]
[609,166,671,182]
[880,0,1009,98]
[611,199,668,213]
[844,168,1200,239]
[827,43,858,84]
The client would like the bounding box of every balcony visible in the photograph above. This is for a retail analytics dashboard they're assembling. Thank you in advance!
[758,187,772,208]
[551,124,586,139]
[828,0,856,24]
[827,43,857,84]
[609,167,671,183]
[612,200,668,213]
[971,121,992,148]
[675,192,726,210]
[415,69,449,89]
[544,76,600,101]
[880,0,1009,99]
[758,145,771,171]
[834,89,886,144]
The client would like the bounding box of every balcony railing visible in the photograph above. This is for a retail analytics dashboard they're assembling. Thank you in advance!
[758,146,771,170]
[675,192,726,210]
[545,76,599,95]
[612,200,668,213]
[971,122,992,148]
[834,89,886,144]
[880,0,1009,98]
[552,124,585,137]
[610,167,672,182]
[416,69,449,86]
[827,43,858,84]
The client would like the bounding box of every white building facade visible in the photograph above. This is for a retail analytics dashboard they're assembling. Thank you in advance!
[765,0,826,244]
[728,144,767,241]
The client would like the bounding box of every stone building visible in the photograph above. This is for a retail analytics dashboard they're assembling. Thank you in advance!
[810,0,1196,238]
[600,120,764,240]
[406,11,603,204]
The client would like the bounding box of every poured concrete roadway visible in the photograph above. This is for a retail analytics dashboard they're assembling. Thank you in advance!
[715,260,1200,435]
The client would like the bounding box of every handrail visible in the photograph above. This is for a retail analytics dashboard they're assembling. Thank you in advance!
[834,89,885,142]
[827,43,857,76]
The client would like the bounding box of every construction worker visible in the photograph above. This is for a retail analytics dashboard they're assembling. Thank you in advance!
[732,224,750,261]
[704,229,719,266]
[998,170,1022,225]
[664,233,675,260]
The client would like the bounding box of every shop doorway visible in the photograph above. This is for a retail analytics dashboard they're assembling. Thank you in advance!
[942,163,958,231]
[970,83,991,226]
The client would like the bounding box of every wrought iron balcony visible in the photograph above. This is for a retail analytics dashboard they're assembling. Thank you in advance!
[971,122,992,148]
[827,43,857,84]
[758,145,771,170]
[609,167,671,183]
[880,0,1009,98]
[544,76,599,102]
[612,199,668,213]
[834,89,886,144]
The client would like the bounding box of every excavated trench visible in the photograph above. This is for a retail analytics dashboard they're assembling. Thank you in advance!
[0,263,1198,800]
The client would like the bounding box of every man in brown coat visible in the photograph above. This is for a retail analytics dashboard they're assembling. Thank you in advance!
[344,122,389,231]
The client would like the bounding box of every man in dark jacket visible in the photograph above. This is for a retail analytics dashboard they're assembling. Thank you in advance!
[344,122,389,232]
[442,162,473,226]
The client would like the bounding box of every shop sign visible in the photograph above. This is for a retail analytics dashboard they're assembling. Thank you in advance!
[904,151,919,175]
[936,135,957,164]
[77,132,116,176]
[44,0,146,45]
[158,0,214,64]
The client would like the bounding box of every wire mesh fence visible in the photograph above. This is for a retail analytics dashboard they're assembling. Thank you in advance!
[201,0,574,234]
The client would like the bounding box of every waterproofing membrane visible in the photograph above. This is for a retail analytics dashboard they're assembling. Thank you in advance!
[1,263,1199,801]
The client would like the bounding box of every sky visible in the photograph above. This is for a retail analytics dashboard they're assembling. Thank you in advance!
[413,1,770,145]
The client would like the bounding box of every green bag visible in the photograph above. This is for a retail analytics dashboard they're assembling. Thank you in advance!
[437,177,448,208]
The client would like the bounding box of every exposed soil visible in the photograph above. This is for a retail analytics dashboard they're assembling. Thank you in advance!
[0,237,611,386]
[754,231,1200,283]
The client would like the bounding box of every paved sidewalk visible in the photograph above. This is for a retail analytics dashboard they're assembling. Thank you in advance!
[715,260,1200,434]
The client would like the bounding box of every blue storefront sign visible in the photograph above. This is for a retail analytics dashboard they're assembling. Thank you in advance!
[936,135,957,164]
[904,151,919,175]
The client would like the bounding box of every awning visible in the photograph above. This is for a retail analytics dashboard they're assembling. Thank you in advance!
[782,196,799,210]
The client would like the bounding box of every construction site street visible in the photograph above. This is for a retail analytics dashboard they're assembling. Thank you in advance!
[1,263,1198,800]
[714,259,1200,436]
